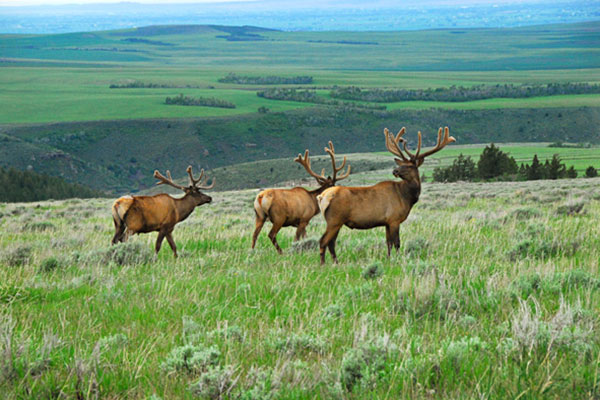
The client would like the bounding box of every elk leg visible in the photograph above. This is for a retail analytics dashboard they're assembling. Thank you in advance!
[295,221,308,241]
[319,224,342,265]
[251,216,266,249]
[327,230,340,264]
[385,225,392,257]
[268,222,284,254]
[155,230,167,254]
[166,232,178,258]
[112,221,125,245]
[390,225,400,252]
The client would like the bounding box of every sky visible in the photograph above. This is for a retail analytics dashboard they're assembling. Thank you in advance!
[0,0,549,6]
[0,0,257,5]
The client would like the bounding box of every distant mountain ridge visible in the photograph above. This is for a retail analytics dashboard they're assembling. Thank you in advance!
[1,0,597,34]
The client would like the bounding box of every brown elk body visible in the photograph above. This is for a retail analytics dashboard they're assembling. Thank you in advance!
[252,142,351,253]
[111,166,214,257]
[317,127,455,264]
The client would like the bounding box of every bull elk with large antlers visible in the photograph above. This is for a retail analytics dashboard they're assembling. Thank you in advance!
[317,127,455,264]
[111,166,214,257]
[252,141,351,253]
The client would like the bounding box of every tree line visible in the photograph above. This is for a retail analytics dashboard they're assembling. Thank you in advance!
[110,81,200,89]
[431,144,597,182]
[330,82,600,103]
[219,73,313,85]
[165,94,236,108]
[256,88,387,110]
[0,167,102,202]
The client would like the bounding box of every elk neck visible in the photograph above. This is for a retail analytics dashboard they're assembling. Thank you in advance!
[396,176,421,207]
[173,193,198,222]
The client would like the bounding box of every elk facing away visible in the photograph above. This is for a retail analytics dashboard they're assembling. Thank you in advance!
[252,141,351,253]
[112,166,214,257]
[317,127,455,264]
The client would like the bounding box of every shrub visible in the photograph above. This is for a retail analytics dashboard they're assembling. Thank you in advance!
[323,304,344,319]
[39,256,61,272]
[555,201,585,216]
[207,325,244,342]
[81,241,153,266]
[361,262,384,280]
[161,344,220,376]
[404,237,429,258]
[98,333,128,352]
[270,332,326,355]
[291,238,319,252]
[509,207,542,219]
[22,221,55,232]
[443,336,488,370]
[508,238,579,260]
[340,335,397,392]
[188,365,236,399]
[2,245,33,266]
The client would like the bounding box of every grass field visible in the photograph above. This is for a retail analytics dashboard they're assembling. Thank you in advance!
[1,21,599,124]
[1,176,599,398]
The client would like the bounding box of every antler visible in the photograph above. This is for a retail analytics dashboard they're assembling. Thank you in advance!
[384,127,455,161]
[154,166,215,191]
[385,127,409,161]
[187,165,215,190]
[295,150,328,185]
[154,169,187,191]
[416,127,456,159]
[324,141,351,182]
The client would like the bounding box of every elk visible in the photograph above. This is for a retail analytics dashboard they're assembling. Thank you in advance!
[111,166,214,257]
[317,127,455,264]
[252,141,351,253]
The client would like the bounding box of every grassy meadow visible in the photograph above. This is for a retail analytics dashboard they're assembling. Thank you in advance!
[1,21,600,124]
[1,174,600,398]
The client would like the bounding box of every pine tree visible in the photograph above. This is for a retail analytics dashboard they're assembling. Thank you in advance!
[547,154,566,179]
[527,154,543,180]
[585,166,598,178]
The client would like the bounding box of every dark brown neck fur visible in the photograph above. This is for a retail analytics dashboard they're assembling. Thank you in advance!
[396,178,421,207]
[174,194,197,222]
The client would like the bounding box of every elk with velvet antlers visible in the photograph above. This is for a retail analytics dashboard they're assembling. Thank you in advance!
[252,141,351,253]
[111,166,214,257]
[317,127,455,264]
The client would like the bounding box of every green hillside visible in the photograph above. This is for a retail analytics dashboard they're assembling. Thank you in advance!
[1,21,599,193]
[2,106,599,193]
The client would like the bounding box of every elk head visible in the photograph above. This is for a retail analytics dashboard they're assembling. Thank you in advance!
[294,141,351,189]
[385,127,456,182]
[154,165,214,205]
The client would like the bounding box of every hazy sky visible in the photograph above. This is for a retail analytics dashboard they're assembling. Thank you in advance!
[0,0,548,6]
[0,0,257,5]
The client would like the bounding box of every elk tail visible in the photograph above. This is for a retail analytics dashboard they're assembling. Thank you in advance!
[112,195,134,226]
[254,191,273,220]
[317,191,334,217]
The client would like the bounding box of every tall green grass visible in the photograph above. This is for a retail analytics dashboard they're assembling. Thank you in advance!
[1,176,599,398]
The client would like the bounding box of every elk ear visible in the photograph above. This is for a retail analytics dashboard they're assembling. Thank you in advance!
[394,158,407,166]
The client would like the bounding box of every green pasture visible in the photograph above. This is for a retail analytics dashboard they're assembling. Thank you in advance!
[1,21,600,123]
[1,66,600,123]
[1,177,600,398]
